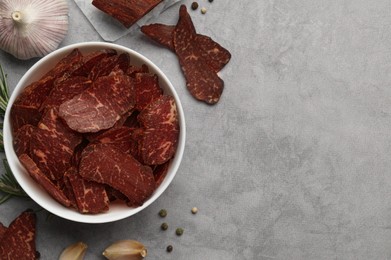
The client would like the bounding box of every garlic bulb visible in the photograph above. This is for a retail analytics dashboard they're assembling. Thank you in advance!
[0,0,69,60]
[103,240,147,260]
[59,242,88,260]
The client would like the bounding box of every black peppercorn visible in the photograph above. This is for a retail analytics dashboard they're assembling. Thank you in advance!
[191,2,199,10]
[167,245,173,252]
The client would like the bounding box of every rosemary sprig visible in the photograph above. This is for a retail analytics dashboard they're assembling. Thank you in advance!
[0,63,27,204]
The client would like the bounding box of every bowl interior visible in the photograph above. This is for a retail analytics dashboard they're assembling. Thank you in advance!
[3,42,185,223]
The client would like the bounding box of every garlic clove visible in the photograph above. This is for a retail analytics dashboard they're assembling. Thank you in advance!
[59,241,88,260]
[103,240,147,260]
[0,0,69,60]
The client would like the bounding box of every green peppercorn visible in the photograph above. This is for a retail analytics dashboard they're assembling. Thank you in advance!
[191,2,199,10]
[166,245,173,252]
[159,209,167,217]
[161,222,168,230]
[175,227,184,236]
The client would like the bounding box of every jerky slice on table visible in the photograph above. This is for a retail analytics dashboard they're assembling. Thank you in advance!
[18,154,71,207]
[0,210,38,260]
[173,5,224,104]
[59,69,135,133]
[79,143,156,206]
[92,0,163,28]
[141,24,231,72]
[137,95,179,165]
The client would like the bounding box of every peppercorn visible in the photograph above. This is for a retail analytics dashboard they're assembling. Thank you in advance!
[201,7,207,14]
[175,228,184,236]
[161,222,168,231]
[166,245,173,252]
[159,209,167,217]
[191,2,198,10]
[191,207,198,214]
[208,0,213,2]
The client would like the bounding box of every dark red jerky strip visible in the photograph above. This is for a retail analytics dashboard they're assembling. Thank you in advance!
[89,126,134,153]
[141,24,175,50]
[126,64,150,78]
[105,186,129,202]
[62,167,79,208]
[141,24,231,72]
[134,73,163,111]
[71,139,89,167]
[88,53,130,81]
[0,222,6,241]
[153,160,170,187]
[139,128,179,165]
[72,48,117,77]
[0,210,37,260]
[30,108,82,180]
[18,154,71,207]
[138,95,179,130]
[40,76,92,111]
[92,0,163,28]
[173,5,224,104]
[13,124,35,157]
[59,69,135,133]
[79,143,156,206]
[45,48,84,78]
[137,95,179,165]
[66,172,110,214]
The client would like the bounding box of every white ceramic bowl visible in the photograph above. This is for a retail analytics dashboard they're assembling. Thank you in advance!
[3,42,186,223]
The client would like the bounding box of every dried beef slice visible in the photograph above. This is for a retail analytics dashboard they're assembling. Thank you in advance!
[92,0,163,28]
[59,69,135,133]
[79,143,156,206]
[0,210,38,260]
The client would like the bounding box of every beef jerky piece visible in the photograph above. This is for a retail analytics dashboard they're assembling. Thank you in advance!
[88,52,130,81]
[71,139,89,167]
[90,126,134,154]
[141,24,175,50]
[153,160,170,187]
[0,210,38,260]
[30,108,82,180]
[126,64,149,78]
[45,48,84,78]
[0,223,6,241]
[134,72,163,111]
[66,172,110,214]
[10,75,54,133]
[19,154,71,207]
[173,5,224,104]
[138,95,179,165]
[62,167,79,208]
[141,23,231,73]
[72,49,117,77]
[13,124,35,157]
[59,69,135,133]
[40,76,92,111]
[92,0,163,28]
[79,143,156,206]
[138,95,179,130]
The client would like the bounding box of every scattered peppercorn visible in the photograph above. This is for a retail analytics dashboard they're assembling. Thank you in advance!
[176,228,184,236]
[161,222,169,231]
[191,2,199,10]
[159,209,167,217]
[208,0,213,2]
[201,7,207,14]
[191,207,198,214]
[167,245,173,252]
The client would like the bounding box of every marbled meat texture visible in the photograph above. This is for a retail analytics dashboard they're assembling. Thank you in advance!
[13,124,35,156]
[173,5,224,104]
[59,69,135,133]
[137,95,179,165]
[134,72,163,111]
[88,52,130,81]
[40,76,92,111]
[18,154,71,207]
[30,107,82,180]
[0,210,38,260]
[141,23,231,72]
[66,171,110,214]
[72,48,117,77]
[0,223,6,241]
[92,0,163,28]
[10,48,84,133]
[90,126,135,154]
[79,143,156,206]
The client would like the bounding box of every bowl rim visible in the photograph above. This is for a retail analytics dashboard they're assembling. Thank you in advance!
[3,42,186,224]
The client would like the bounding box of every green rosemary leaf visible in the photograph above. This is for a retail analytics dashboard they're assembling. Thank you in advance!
[0,159,27,199]
[0,64,9,117]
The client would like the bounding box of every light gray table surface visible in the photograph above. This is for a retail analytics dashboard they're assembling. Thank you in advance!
[2,0,391,259]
